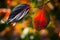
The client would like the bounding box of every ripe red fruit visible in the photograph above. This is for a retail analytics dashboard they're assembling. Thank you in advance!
[33,7,49,30]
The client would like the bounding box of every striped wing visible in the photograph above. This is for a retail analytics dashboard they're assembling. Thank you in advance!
[7,4,30,24]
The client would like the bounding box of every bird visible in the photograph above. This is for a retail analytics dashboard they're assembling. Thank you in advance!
[33,7,50,30]
[7,4,30,24]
